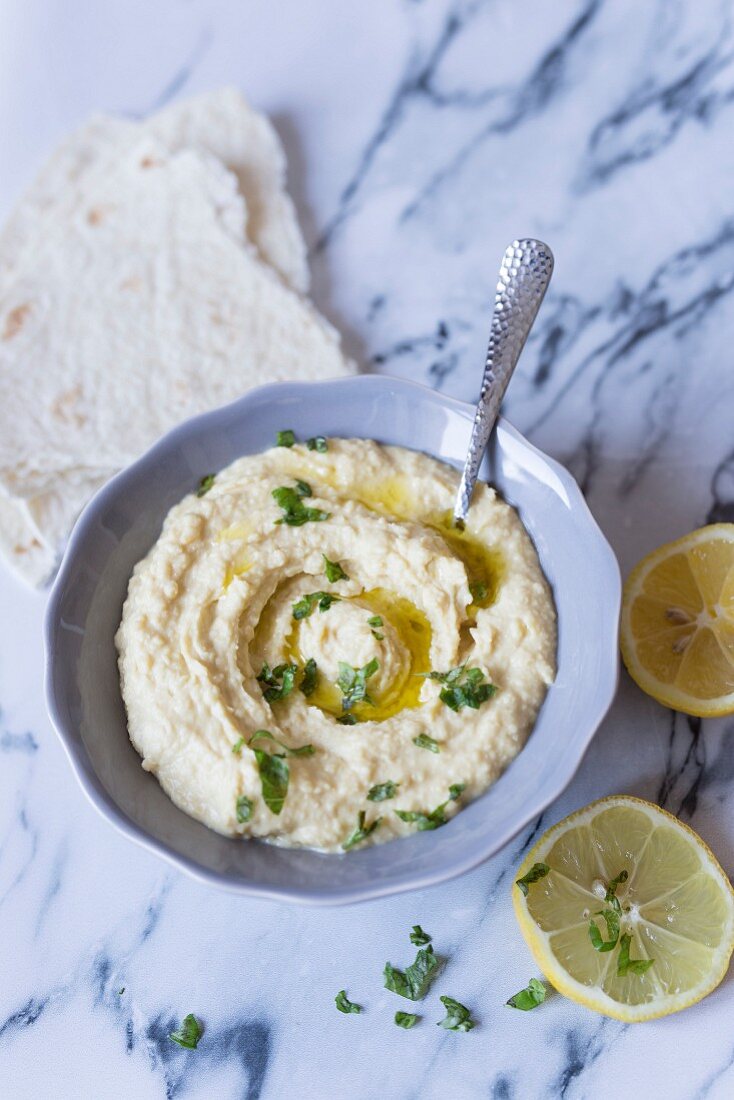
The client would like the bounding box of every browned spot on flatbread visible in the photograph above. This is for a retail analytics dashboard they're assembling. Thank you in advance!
[2,303,31,340]
[14,538,42,554]
[140,156,161,169]
[51,384,87,428]
[120,276,143,292]
[87,207,106,225]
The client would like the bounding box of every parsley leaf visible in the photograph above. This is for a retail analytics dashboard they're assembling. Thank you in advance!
[337,658,379,712]
[232,737,245,755]
[257,662,298,702]
[323,554,349,582]
[588,869,628,952]
[506,977,547,1010]
[276,429,295,447]
[617,933,654,976]
[515,862,550,897]
[437,995,475,1032]
[250,749,289,815]
[367,614,384,640]
[342,811,382,850]
[588,909,620,952]
[413,733,440,753]
[292,591,340,620]
[337,714,358,726]
[235,795,253,823]
[409,925,431,946]
[300,658,318,697]
[307,435,328,452]
[469,580,488,602]
[384,946,440,1001]
[395,784,465,831]
[169,1014,203,1049]
[424,665,497,712]
[248,730,315,757]
[196,473,215,498]
[367,781,399,802]
[335,990,362,1014]
[272,484,330,526]
[395,1012,420,1029]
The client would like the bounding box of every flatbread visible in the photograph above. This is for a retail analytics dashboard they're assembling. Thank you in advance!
[0,136,351,583]
[0,88,308,294]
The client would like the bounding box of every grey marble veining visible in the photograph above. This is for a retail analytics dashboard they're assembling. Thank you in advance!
[2,1,734,1097]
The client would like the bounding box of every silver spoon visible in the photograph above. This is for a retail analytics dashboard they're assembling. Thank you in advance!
[453,238,554,527]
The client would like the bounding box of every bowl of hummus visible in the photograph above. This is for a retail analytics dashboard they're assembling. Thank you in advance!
[45,375,620,903]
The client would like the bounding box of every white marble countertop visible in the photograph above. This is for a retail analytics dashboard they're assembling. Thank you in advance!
[2,1,734,1096]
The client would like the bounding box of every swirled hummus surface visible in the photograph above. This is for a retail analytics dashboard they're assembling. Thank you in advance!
[116,438,556,851]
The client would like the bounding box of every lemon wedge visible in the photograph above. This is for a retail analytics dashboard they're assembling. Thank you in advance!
[512,796,734,1021]
[620,524,734,716]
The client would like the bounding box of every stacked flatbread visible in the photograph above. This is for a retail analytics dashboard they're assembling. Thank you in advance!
[0,88,353,585]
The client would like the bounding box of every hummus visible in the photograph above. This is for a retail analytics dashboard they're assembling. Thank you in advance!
[116,438,556,851]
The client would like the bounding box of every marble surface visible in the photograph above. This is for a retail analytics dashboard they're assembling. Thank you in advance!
[2,1,734,1096]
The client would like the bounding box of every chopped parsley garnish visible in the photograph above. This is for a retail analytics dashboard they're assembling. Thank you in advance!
[423,665,497,712]
[506,978,547,1010]
[272,483,330,526]
[292,591,340,620]
[337,658,379,712]
[367,614,384,640]
[257,662,298,702]
[437,995,475,1032]
[307,436,328,452]
[242,731,312,817]
[469,580,488,603]
[196,473,215,497]
[384,946,439,1001]
[342,811,382,850]
[323,554,349,583]
[410,925,431,946]
[118,987,125,995]
[588,869,628,953]
[235,795,253,823]
[617,933,654,976]
[276,429,296,448]
[250,749,289,816]
[515,862,550,897]
[300,658,318,697]
[232,737,245,755]
[169,1014,203,1049]
[395,1012,419,1029]
[413,733,440,753]
[395,783,465,831]
[335,990,362,1014]
[367,781,399,802]
[248,730,315,756]
[337,714,358,726]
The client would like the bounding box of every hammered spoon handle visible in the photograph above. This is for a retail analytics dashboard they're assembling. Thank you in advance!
[453,238,554,527]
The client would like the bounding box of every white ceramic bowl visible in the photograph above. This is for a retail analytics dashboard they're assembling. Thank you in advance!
[45,375,620,904]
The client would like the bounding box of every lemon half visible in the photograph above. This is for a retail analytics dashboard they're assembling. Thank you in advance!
[512,796,734,1022]
[620,524,734,716]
